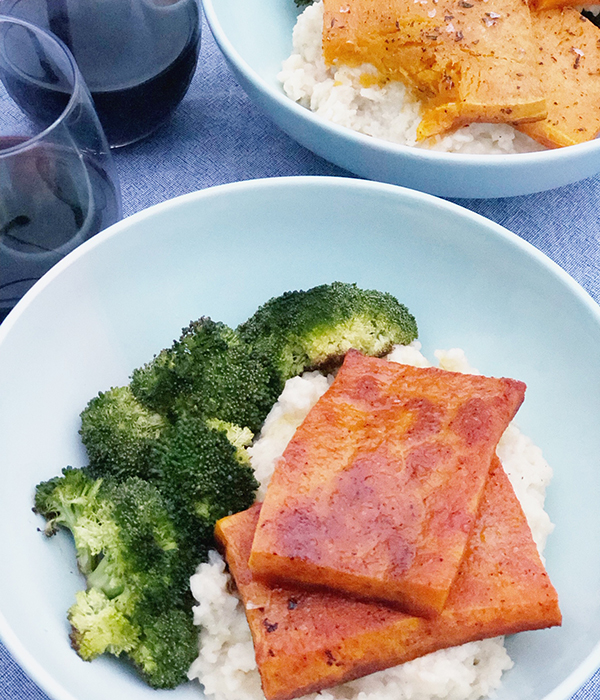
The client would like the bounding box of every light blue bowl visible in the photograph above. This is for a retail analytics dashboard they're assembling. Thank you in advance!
[202,0,600,198]
[0,177,599,700]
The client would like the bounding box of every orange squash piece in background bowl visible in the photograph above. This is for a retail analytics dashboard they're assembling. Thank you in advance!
[516,8,600,147]
[322,0,547,139]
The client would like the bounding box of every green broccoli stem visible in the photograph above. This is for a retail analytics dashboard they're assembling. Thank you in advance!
[85,554,125,599]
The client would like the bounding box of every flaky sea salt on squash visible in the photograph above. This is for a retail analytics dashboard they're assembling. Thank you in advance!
[516,8,600,147]
[322,0,547,139]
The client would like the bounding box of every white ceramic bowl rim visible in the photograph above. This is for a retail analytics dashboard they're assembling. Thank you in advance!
[2,176,599,338]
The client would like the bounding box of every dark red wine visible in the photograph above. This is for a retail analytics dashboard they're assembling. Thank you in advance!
[1,7,200,147]
[0,139,120,317]
[89,21,200,146]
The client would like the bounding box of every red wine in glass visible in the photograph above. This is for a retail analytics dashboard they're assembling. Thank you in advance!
[87,21,200,147]
[1,0,201,147]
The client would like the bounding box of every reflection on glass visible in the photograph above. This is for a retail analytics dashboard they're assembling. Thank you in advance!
[0,17,121,320]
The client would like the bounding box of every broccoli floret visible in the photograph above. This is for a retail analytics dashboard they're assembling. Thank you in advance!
[79,386,168,482]
[131,317,279,432]
[68,587,139,660]
[205,418,254,465]
[99,476,179,591]
[68,592,197,688]
[128,348,180,418]
[238,282,418,382]
[34,468,180,598]
[129,608,199,689]
[155,413,259,539]
[34,467,194,688]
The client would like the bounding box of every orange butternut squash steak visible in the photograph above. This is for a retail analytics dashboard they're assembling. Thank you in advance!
[516,8,600,148]
[322,0,547,139]
[249,350,526,617]
[216,463,561,700]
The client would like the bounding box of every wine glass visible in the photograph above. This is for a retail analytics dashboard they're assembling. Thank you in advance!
[0,0,201,147]
[0,15,121,322]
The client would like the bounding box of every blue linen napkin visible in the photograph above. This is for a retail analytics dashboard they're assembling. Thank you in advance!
[1,8,599,700]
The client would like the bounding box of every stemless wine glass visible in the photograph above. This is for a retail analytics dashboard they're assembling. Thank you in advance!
[0,16,121,322]
[0,0,201,147]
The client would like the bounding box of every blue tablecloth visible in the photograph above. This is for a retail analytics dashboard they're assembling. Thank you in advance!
[1,7,600,700]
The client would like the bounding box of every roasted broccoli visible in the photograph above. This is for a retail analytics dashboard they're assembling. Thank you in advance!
[34,468,197,689]
[154,412,258,542]
[131,317,279,432]
[36,283,419,689]
[79,386,168,482]
[129,607,199,689]
[237,282,418,384]
[76,372,260,577]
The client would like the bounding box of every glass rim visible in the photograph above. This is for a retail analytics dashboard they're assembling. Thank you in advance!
[0,14,88,156]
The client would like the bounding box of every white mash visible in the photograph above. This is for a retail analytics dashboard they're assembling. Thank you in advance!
[278,1,549,155]
[188,343,555,700]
